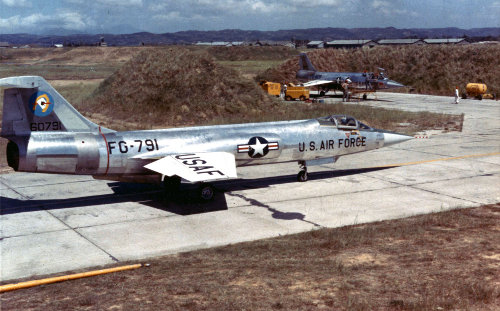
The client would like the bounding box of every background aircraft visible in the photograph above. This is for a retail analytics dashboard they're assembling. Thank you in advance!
[1,76,412,201]
[296,53,405,98]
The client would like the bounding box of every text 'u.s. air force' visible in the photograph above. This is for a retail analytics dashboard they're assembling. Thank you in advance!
[298,137,366,152]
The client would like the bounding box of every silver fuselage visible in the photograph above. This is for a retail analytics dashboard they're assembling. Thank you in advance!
[12,118,383,182]
[296,70,404,90]
[2,76,412,185]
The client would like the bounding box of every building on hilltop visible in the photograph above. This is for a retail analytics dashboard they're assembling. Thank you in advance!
[195,41,244,46]
[378,39,425,45]
[423,38,469,45]
[325,40,377,49]
[0,42,9,48]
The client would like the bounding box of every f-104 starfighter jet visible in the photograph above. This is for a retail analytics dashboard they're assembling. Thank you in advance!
[1,76,412,200]
[296,53,405,98]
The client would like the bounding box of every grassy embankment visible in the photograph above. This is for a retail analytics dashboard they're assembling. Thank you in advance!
[209,46,300,79]
[1,204,498,310]
[87,47,461,132]
[258,44,500,96]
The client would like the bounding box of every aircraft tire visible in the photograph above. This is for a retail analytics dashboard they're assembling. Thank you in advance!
[319,91,325,97]
[362,94,367,100]
[198,183,215,201]
[297,170,308,182]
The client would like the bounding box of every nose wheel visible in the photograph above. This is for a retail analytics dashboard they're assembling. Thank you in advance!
[297,161,308,182]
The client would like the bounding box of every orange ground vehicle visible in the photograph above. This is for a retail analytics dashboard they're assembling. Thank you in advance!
[285,86,309,101]
[462,83,487,100]
[260,81,281,97]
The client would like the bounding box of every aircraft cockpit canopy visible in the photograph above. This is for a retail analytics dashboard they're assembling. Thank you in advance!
[317,115,372,130]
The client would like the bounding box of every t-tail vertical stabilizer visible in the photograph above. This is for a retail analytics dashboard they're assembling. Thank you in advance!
[299,53,317,72]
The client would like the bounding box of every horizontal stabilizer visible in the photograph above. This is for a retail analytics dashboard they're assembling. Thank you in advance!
[144,152,237,182]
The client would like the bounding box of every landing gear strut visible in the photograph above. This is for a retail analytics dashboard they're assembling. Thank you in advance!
[163,175,181,198]
[164,175,181,191]
[297,161,308,182]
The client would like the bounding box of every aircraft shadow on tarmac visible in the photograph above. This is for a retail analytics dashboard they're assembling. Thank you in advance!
[0,167,393,217]
[309,93,394,102]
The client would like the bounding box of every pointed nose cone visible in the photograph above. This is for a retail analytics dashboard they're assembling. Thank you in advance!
[383,132,413,147]
[386,80,405,89]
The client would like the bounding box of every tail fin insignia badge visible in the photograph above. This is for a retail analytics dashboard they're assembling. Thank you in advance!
[29,92,54,117]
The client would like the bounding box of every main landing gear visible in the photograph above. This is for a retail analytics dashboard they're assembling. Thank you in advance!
[163,176,215,202]
[297,161,308,182]
[198,183,215,201]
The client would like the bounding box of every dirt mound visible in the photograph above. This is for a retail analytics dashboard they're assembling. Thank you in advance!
[43,47,143,64]
[208,46,299,61]
[88,48,275,128]
[258,45,500,96]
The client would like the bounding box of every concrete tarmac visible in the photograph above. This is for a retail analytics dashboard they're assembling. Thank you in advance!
[1,93,499,281]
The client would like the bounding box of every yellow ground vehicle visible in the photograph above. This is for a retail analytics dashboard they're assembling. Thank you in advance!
[462,83,487,100]
[260,81,281,97]
[285,86,310,101]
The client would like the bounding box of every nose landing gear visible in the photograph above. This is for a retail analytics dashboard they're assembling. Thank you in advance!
[297,161,308,182]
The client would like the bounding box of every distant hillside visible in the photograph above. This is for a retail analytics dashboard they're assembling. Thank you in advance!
[1,27,499,46]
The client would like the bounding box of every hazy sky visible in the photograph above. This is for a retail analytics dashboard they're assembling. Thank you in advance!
[1,0,499,34]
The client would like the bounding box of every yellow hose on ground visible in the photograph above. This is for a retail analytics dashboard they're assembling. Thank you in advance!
[0,263,144,293]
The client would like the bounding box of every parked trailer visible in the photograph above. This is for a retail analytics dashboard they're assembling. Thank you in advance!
[260,81,281,97]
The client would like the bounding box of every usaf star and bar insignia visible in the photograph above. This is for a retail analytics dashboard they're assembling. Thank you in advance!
[238,136,279,158]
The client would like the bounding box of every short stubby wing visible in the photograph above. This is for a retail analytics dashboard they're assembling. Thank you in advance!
[302,80,334,87]
[144,152,237,182]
